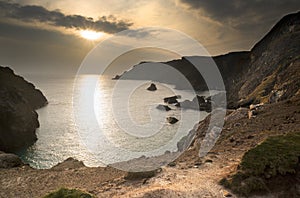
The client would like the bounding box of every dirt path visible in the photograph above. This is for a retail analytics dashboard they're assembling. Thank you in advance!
[111,163,237,198]
[0,153,239,198]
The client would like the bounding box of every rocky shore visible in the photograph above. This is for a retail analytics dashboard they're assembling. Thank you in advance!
[0,96,299,198]
[0,11,299,198]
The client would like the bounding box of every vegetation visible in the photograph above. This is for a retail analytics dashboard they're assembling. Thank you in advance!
[220,132,300,196]
[246,71,276,104]
[125,170,157,180]
[43,188,94,198]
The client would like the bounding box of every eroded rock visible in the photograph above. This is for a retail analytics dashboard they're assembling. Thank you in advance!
[147,83,157,91]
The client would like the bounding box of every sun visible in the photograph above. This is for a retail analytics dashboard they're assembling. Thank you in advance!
[80,30,103,40]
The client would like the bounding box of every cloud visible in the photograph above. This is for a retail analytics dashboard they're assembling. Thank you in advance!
[0,20,92,74]
[0,1,133,34]
[178,0,300,29]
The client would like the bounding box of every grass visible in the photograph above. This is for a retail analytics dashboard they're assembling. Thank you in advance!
[220,132,300,196]
[43,188,94,198]
[246,71,276,104]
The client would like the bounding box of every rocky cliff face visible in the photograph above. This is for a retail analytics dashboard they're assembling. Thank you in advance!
[120,11,300,109]
[172,11,300,108]
[237,11,300,107]
[0,67,48,152]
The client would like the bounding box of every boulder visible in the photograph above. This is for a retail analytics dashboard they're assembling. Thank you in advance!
[156,104,171,111]
[147,83,157,91]
[248,103,264,119]
[0,152,23,168]
[168,161,176,167]
[163,95,181,104]
[167,117,179,124]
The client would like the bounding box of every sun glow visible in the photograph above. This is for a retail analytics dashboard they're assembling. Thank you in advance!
[80,30,103,40]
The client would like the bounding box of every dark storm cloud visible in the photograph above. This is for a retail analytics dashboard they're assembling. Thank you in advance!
[179,0,300,20]
[179,0,300,30]
[0,1,133,33]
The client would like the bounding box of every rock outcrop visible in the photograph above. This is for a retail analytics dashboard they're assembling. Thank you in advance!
[0,152,23,168]
[0,66,48,152]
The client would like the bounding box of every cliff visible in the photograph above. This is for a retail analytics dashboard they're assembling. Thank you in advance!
[0,66,48,152]
[119,11,300,109]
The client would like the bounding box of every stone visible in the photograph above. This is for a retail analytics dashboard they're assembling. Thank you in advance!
[167,117,179,124]
[0,153,23,168]
[205,159,213,163]
[164,95,180,104]
[147,83,157,91]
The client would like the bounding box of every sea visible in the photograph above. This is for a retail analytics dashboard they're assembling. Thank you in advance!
[17,74,210,169]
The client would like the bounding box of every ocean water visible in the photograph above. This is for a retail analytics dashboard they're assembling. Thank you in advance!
[18,74,209,169]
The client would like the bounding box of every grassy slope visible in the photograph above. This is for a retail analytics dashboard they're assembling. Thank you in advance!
[220,132,300,196]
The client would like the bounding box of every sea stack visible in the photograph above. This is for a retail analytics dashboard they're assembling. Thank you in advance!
[147,83,157,91]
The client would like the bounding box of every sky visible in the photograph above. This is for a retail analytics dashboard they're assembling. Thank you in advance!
[0,0,299,74]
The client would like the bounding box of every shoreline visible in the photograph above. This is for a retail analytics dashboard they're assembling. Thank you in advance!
[1,97,299,197]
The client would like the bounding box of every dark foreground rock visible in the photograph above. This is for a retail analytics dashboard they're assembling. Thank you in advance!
[0,66,48,152]
[0,152,23,168]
